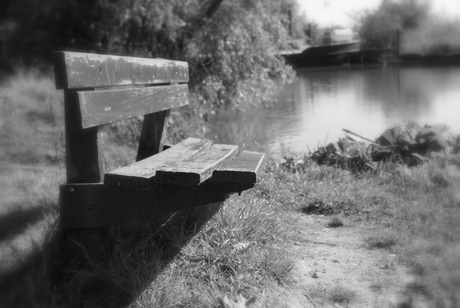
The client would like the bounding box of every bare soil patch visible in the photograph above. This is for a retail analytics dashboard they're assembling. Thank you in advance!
[268,214,416,308]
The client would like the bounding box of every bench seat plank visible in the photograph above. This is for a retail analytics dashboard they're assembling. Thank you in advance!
[155,144,239,186]
[104,138,212,189]
[212,151,265,184]
[66,84,188,129]
[60,180,251,228]
[54,51,189,90]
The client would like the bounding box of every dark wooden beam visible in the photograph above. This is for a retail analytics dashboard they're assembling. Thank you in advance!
[64,98,105,183]
[136,111,168,162]
[59,181,252,228]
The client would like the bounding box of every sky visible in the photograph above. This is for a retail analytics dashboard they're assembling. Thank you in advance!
[296,0,460,28]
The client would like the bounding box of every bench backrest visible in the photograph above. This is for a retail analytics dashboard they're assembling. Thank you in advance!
[53,51,189,129]
[53,51,190,184]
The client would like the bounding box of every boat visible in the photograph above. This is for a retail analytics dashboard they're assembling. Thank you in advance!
[278,28,361,67]
[281,40,361,66]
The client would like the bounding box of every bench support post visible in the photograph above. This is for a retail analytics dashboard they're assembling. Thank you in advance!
[64,101,105,183]
[60,100,111,263]
[137,110,168,161]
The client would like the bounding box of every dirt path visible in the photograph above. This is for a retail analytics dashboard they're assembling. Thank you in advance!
[269,214,416,308]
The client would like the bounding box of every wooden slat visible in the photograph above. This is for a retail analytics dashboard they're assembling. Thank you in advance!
[155,144,239,186]
[65,84,188,129]
[64,101,105,184]
[104,138,212,189]
[54,51,189,90]
[136,111,168,162]
[212,151,265,184]
[60,181,238,228]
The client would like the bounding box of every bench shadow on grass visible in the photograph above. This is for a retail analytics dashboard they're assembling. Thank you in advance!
[0,203,56,242]
[0,199,58,306]
[0,201,222,307]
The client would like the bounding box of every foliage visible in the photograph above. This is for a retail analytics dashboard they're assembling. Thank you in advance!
[186,0,295,111]
[2,0,296,113]
[357,0,429,49]
[402,17,460,55]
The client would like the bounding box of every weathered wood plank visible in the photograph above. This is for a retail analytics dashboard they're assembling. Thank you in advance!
[66,84,188,129]
[54,51,189,90]
[104,138,212,189]
[212,151,265,184]
[64,99,105,183]
[155,144,239,186]
[60,181,246,228]
[136,111,168,162]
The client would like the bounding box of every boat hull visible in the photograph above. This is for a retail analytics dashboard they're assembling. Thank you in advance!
[283,41,361,67]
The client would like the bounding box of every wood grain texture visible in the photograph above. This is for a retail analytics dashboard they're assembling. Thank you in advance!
[212,151,265,184]
[54,51,189,90]
[60,181,249,228]
[67,84,188,129]
[155,144,239,186]
[136,111,167,162]
[104,138,212,189]
[64,100,105,183]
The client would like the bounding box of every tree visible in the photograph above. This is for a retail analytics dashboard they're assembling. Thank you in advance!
[357,0,429,49]
[104,0,296,110]
[4,0,296,112]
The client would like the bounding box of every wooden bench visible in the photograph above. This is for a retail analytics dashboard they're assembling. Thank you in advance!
[53,51,265,229]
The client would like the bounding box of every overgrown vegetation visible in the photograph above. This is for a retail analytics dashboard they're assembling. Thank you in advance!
[403,17,460,56]
[276,152,460,306]
[2,0,297,113]
[357,0,428,50]
[1,62,460,307]
[356,0,460,57]
[4,151,459,306]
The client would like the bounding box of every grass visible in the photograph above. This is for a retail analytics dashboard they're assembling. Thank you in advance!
[365,231,399,249]
[308,284,356,306]
[327,285,356,304]
[1,70,460,307]
[276,154,460,306]
[0,169,294,307]
[0,69,64,165]
[327,217,344,228]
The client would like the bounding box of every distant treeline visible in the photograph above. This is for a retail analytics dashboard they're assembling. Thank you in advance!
[356,0,460,56]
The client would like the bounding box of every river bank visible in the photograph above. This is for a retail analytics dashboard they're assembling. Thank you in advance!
[1,70,459,307]
[1,149,459,307]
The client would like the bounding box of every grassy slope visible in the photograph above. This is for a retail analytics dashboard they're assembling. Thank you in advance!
[274,155,460,307]
[0,71,459,307]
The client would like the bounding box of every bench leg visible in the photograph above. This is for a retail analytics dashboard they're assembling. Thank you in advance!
[57,227,114,268]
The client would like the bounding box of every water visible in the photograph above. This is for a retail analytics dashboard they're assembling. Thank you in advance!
[210,64,460,158]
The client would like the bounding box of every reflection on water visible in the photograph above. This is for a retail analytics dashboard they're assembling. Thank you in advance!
[210,65,460,158]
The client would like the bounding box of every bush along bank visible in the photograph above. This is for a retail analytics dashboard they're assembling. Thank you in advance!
[288,120,459,174]
[272,122,460,307]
